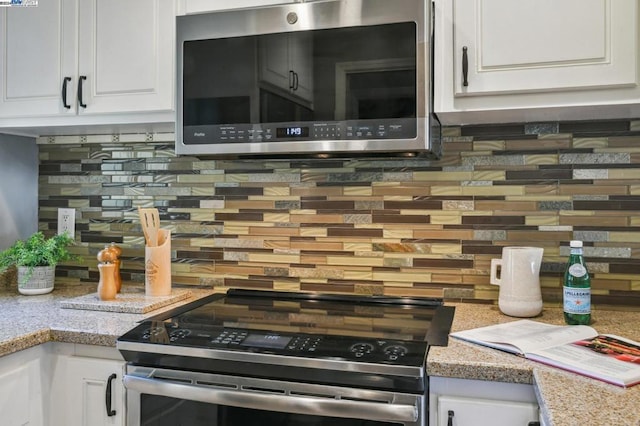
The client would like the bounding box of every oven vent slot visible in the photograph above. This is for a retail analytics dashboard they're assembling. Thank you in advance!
[289,391,337,400]
[241,386,286,395]
[153,375,193,384]
[196,380,238,390]
[339,395,393,404]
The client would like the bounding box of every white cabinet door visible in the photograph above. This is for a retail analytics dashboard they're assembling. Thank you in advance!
[435,0,640,123]
[0,0,77,117]
[429,377,540,426]
[259,32,313,105]
[0,358,43,425]
[435,395,539,426]
[178,0,285,14]
[64,356,125,426]
[453,0,636,96]
[77,0,174,115]
[0,345,46,425]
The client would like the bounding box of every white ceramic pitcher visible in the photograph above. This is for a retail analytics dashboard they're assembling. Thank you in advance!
[490,246,544,317]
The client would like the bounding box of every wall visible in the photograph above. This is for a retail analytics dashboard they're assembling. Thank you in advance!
[37,119,640,307]
[0,133,37,249]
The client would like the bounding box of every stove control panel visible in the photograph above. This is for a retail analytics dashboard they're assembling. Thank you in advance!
[130,323,428,366]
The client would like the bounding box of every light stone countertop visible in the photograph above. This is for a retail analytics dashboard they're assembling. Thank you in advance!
[0,284,215,355]
[0,285,638,426]
[429,302,640,426]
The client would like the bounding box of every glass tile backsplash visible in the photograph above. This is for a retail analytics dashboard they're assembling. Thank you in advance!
[35,119,640,307]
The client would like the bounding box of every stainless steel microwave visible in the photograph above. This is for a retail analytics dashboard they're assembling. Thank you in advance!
[175,0,440,159]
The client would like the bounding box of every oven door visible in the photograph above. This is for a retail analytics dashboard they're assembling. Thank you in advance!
[124,366,425,426]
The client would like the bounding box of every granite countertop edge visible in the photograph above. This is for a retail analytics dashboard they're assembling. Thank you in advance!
[1,286,639,426]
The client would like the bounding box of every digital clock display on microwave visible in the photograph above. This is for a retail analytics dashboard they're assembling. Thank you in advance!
[276,127,310,138]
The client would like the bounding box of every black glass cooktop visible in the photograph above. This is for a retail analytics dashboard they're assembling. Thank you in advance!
[118,289,454,366]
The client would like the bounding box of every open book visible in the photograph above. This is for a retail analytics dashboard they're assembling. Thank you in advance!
[450,319,640,388]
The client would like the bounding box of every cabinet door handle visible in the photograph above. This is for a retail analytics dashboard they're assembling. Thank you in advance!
[292,71,299,91]
[447,409,454,426]
[462,46,469,87]
[105,373,117,417]
[61,77,72,109]
[77,75,87,108]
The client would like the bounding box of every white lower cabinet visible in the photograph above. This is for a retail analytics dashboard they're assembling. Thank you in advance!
[50,343,125,426]
[0,345,47,425]
[435,396,539,426]
[430,377,540,426]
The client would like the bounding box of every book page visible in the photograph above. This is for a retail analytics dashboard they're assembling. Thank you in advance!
[527,335,640,387]
[451,320,597,354]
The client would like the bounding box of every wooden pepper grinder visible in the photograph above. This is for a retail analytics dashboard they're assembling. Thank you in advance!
[109,242,123,293]
[97,247,117,301]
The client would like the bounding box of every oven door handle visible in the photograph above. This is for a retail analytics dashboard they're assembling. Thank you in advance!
[124,374,418,423]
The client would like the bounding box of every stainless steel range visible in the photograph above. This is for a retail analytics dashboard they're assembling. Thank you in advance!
[117,289,455,426]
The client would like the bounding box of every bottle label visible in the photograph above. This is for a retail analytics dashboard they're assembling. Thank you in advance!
[563,287,591,314]
[568,264,587,278]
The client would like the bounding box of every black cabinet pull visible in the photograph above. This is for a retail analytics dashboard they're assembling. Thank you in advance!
[292,71,299,91]
[105,373,117,417]
[528,422,541,426]
[77,75,87,108]
[462,46,469,87]
[61,77,71,109]
[447,409,454,426]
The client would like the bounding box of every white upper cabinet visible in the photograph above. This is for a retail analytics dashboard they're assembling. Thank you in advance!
[177,0,285,15]
[435,0,640,124]
[0,0,174,122]
[0,0,76,118]
[454,0,635,95]
[76,0,174,116]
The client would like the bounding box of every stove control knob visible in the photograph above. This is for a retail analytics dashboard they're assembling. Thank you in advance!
[383,345,408,361]
[350,343,374,358]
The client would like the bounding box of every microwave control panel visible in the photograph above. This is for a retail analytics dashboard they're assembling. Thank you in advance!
[183,119,416,145]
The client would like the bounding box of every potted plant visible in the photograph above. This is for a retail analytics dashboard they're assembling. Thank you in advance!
[0,231,78,295]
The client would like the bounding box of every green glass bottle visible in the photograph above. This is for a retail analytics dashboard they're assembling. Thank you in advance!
[563,240,591,325]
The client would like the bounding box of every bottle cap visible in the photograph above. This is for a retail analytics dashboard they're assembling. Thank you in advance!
[570,240,583,248]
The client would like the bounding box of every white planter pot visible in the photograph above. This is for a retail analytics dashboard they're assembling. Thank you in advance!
[18,266,55,295]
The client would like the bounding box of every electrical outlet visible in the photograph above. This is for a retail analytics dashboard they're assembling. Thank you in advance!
[57,208,76,239]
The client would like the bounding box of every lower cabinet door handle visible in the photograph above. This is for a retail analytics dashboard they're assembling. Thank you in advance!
[105,373,117,417]
[447,409,454,426]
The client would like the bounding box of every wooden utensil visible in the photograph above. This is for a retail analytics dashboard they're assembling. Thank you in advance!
[138,207,160,246]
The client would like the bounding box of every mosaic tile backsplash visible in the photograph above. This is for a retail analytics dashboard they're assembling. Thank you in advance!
[36,119,640,307]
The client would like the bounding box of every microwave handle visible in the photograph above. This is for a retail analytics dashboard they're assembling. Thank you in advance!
[123,374,418,423]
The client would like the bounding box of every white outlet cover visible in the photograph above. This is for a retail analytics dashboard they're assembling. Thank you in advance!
[57,208,76,238]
